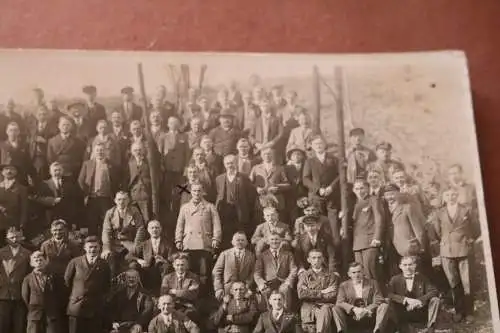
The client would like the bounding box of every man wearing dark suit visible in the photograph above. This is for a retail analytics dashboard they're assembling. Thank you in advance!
[102,191,146,277]
[117,86,143,126]
[249,98,284,162]
[27,106,59,180]
[293,216,337,274]
[82,85,107,138]
[210,281,258,333]
[216,154,257,248]
[160,254,200,320]
[332,262,391,333]
[64,236,111,333]
[109,109,130,160]
[200,135,224,177]
[0,227,31,333]
[351,178,385,283]
[47,116,86,179]
[85,120,123,168]
[0,164,28,240]
[212,232,256,299]
[284,146,307,226]
[126,219,173,295]
[124,142,152,222]
[253,290,302,333]
[254,233,297,311]
[106,267,154,333]
[208,110,241,156]
[159,116,189,217]
[67,101,93,144]
[387,256,440,333]
[235,138,258,177]
[34,162,84,230]
[22,251,65,333]
[0,121,35,185]
[302,135,341,242]
[78,143,121,235]
[297,249,340,333]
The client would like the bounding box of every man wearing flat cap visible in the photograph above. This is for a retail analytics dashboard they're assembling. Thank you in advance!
[208,109,242,156]
[117,87,143,126]
[346,128,376,184]
[65,235,111,333]
[367,141,404,185]
[82,85,107,137]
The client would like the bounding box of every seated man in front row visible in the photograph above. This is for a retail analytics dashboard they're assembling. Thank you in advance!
[387,256,440,333]
[107,265,154,333]
[148,294,200,333]
[212,232,256,301]
[160,253,200,321]
[297,249,340,333]
[254,232,297,311]
[332,262,391,333]
[210,281,259,333]
[126,219,173,295]
[253,290,302,333]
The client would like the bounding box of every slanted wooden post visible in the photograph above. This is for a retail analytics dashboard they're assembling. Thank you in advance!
[312,65,321,134]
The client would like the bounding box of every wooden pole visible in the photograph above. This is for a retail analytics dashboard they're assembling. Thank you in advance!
[198,64,207,91]
[334,66,349,238]
[137,63,161,219]
[312,65,321,134]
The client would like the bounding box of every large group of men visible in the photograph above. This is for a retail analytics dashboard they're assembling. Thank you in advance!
[0,82,481,333]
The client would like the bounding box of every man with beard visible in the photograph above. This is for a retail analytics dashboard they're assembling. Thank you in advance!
[64,236,111,333]
[387,256,440,333]
[297,249,340,333]
[107,266,154,333]
[215,154,256,248]
[0,227,31,333]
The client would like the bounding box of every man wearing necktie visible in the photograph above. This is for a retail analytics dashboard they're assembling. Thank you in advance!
[254,233,297,311]
[251,206,292,255]
[148,294,199,333]
[64,236,111,333]
[253,290,302,333]
[22,251,65,333]
[387,256,440,333]
[212,232,256,300]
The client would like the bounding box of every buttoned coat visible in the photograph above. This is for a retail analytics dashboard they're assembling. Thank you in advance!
[249,116,283,150]
[0,245,31,300]
[208,126,241,156]
[101,205,146,252]
[77,159,122,197]
[293,232,336,272]
[85,135,123,167]
[64,255,111,317]
[302,153,341,209]
[176,199,222,251]
[251,222,293,250]
[40,238,82,276]
[84,102,107,137]
[47,134,85,177]
[297,268,339,323]
[116,102,143,125]
[125,158,152,202]
[254,249,297,290]
[126,237,173,269]
[212,248,256,293]
[346,145,376,184]
[0,140,35,184]
[389,201,427,256]
[22,271,62,320]
[0,181,29,229]
[249,163,290,209]
[431,203,478,258]
[159,132,190,173]
[352,196,385,251]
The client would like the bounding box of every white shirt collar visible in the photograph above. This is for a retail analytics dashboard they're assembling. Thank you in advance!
[316,152,326,162]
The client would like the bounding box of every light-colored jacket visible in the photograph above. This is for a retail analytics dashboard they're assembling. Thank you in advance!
[176,199,222,251]
[101,205,146,253]
[212,248,256,293]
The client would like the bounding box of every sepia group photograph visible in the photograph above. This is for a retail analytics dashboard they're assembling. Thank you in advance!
[0,49,496,333]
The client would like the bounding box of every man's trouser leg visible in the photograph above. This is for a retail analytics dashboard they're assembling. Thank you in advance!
[427,296,441,328]
[374,303,392,333]
[313,304,333,333]
[442,256,466,316]
[331,305,348,333]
